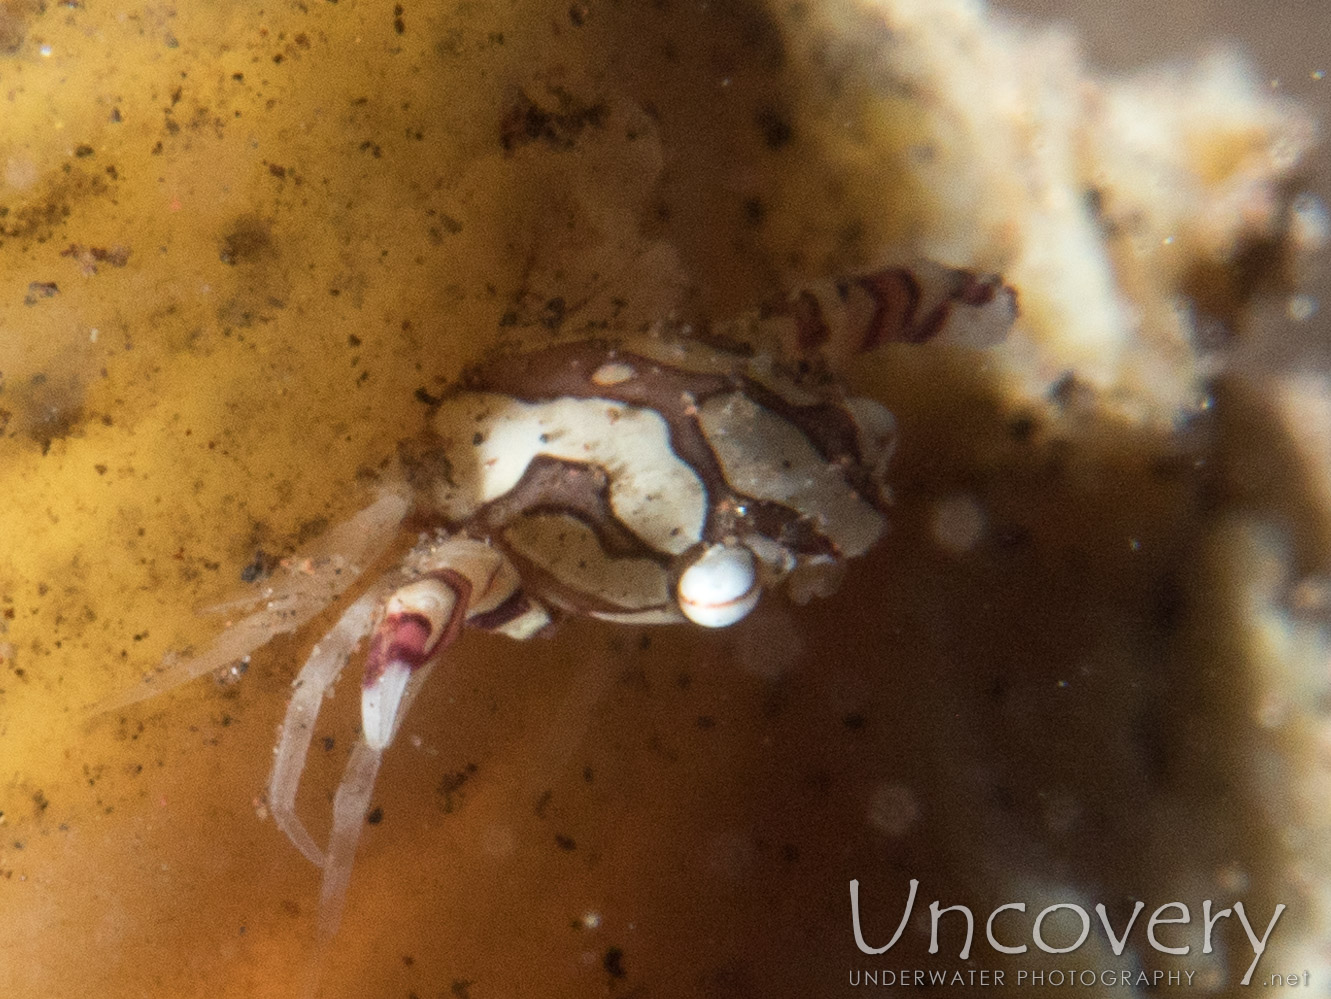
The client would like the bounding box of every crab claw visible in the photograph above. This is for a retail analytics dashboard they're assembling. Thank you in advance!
[362,575,471,750]
[315,539,531,947]
[314,572,473,948]
[361,659,414,752]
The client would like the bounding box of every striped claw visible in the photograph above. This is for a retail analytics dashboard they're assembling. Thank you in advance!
[361,578,467,750]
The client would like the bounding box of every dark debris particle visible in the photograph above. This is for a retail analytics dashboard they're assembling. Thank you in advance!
[322,736,335,752]
[540,296,566,331]
[450,981,474,999]
[239,549,278,583]
[842,712,866,731]
[414,386,443,406]
[603,946,627,979]
[60,243,131,274]
[73,144,94,158]
[1008,414,1036,441]
[393,3,405,33]
[499,87,607,154]
[1048,370,1097,411]
[554,833,576,851]
[0,0,40,54]
[533,788,552,818]
[366,806,383,825]
[696,714,715,730]
[1083,186,1121,239]
[755,106,793,149]
[11,371,85,454]
[568,3,587,25]
[438,762,478,814]
[294,516,330,546]
[23,281,59,305]
[218,215,274,266]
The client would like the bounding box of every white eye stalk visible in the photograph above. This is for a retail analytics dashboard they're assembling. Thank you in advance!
[677,544,761,628]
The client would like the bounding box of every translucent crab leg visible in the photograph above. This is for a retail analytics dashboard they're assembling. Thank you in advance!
[315,659,436,942]
[267,582,396,867]
[313,551,497,941]
[320,737,384,940]
[308,539,522,945]
[92,487,410,714]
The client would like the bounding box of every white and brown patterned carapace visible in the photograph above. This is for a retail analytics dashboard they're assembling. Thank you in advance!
[100,259,1015,943]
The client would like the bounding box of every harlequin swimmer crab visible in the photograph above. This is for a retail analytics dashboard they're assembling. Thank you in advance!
[102,259,1015,943]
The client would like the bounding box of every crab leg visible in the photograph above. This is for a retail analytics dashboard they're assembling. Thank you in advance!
[267,582,396,867]
[309,535,561,940]
[314,559,477,941]
[318,735,389,942]
[93,487,410,714]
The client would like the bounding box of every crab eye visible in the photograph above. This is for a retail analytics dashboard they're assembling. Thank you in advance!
[677,544,761,628]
